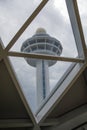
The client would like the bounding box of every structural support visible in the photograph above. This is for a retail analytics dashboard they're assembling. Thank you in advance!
[8,51,84,63]
[40,104,87,130]
[66,0,87,59]
[0,119,33,128]
[36,62,86,124]
[0,38,6,61]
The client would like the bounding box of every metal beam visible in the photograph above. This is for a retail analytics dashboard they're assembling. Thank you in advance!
[0,119,33,128]
[8,51,84,63]
[5,0,49,52]
[66,0,87,59]
[0,38,5,60]
[41,104,87,130]
[36,62,86,124]
[40,118,59,126]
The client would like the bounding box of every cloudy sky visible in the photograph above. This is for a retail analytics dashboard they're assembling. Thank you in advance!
[0,0,86,112]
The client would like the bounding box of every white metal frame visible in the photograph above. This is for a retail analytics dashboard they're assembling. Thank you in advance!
[66,0,87,59]
[35,62,86,124]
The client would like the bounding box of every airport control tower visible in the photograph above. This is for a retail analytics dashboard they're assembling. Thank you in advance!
[21,28,63,107]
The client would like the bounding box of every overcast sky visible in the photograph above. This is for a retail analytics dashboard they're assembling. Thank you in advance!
[0,0,86,112]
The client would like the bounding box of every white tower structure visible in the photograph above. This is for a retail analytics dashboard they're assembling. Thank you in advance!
[21,28,63,107]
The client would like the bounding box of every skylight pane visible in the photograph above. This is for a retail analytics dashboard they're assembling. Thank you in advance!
[11,0,78,58]
[9,56,73,112]
[0,0,41,46]
[6,0,82,113]
[9,57,37,113]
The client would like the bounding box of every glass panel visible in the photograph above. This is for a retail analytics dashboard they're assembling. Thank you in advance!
[7,0,80,113]
[0,0,41,46]
[37,39,45,43]
[49,61,72,91]
[77,0,87,45]
[53,47,58,53]
[9,56,72,113]
[11,0,78,58]
[38,44,45,50]
[9,57,36,113]
[31,45,37,51]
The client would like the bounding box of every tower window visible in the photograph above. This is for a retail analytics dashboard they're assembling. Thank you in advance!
[38,44,45,49]
[37,39,45,43]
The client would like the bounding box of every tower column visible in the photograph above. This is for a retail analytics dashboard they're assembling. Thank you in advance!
[36,60,49,106]
[21,28,63,108]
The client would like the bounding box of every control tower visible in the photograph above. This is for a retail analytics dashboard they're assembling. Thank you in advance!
[21,28,63,107]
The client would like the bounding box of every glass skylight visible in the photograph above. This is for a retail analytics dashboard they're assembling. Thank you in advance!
[11,0,78,58]
[0,0,85,114]
[9,56,72,112]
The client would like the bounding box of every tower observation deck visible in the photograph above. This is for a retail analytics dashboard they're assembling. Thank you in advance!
[21,28,63,107]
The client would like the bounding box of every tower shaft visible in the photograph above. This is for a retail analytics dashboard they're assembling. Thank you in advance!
[21,28,63,108]
[36,60,49,106]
